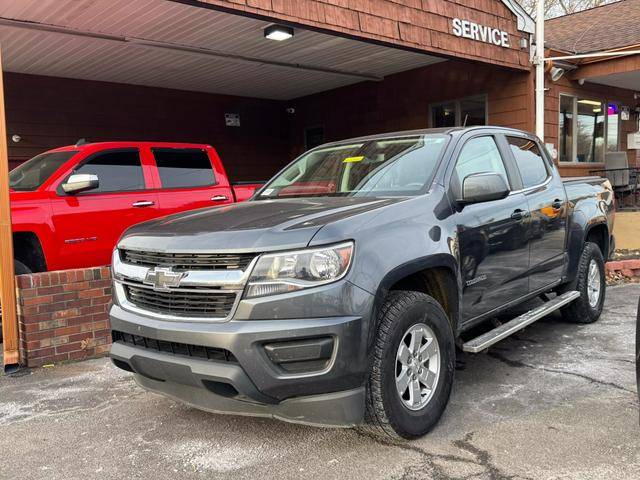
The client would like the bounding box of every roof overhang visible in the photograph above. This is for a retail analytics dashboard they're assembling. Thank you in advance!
[501,0,536,34]
[0,0,445,100]
[562,51,640,91]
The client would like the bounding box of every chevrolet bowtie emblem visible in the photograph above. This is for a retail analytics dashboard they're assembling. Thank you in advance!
[144,267,186,292]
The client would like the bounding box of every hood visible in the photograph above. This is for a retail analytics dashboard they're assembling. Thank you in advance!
[119,196,406,253]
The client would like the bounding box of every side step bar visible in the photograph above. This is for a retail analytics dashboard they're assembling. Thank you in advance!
[462,291,580,353]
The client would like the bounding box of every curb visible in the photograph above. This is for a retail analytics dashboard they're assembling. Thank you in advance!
[606,259,640,279]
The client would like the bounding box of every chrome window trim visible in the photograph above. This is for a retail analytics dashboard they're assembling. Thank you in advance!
[508,174,552,196]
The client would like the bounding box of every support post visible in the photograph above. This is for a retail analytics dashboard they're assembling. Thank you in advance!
[0,48,20,372]
[534,0,545,141]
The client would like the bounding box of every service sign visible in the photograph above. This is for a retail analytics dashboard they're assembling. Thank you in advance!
[452,18,510,48]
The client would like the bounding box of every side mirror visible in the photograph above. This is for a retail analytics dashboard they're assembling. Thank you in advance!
[62,173,99,194]
[459,172,509,204]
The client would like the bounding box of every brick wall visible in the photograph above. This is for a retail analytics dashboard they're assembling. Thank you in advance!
[16,267,112,368]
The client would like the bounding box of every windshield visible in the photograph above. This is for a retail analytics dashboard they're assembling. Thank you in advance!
[9,151,77,191]
[258,134,448,199]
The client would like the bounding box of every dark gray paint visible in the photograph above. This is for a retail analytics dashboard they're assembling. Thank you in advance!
[112,126,615,426]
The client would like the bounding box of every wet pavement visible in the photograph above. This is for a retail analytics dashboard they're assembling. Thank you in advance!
[1,284,638,479]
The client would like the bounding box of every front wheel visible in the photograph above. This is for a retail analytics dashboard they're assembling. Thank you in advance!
[14,260,31,275]
[561,242,605,323]
[361,291,455,440]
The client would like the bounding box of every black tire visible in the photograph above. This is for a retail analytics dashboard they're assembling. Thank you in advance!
[560,242,605,324]
[360,291,456,440]
[14,259,31,275]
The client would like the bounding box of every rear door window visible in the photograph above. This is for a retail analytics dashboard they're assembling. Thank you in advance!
[152,148,216,189]
[507,137,549,188]
[73,149,145,193]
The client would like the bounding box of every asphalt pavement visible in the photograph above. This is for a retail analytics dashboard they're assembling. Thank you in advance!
[1,284,638,480]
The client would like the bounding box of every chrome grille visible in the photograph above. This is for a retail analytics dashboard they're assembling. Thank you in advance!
[121,249,256,271]
[123,282,237,318]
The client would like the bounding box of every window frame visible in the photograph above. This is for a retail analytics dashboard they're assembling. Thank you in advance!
[504,134,552,191]
[557,93,622,165]
[150,147,218,191]
[448,133,518,200]
[56,147,147,196]
[429,94,488,128]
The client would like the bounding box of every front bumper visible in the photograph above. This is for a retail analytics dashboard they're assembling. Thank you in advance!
[109,280,374,427]
[111,341,364,427]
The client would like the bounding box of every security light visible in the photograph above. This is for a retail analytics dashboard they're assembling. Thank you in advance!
[550,67,565,82]
[264,25,294,41]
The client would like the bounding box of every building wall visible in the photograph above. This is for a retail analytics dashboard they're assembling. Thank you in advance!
[4,73,291,181]
[288,59,533,157]
[195,0,530,70]
[544,76,639,177]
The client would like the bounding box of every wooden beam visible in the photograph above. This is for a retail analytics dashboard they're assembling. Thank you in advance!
[569,54,640,80]
[0,47,20,371]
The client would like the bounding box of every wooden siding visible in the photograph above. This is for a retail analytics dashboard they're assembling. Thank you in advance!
[288,60,533,157]
[193,0,531,70]
[4,73,290,181]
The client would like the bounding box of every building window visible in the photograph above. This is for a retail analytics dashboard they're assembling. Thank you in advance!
[558,94,619,163]
[430,95,487,128]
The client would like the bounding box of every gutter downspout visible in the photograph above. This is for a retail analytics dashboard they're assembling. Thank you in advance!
[534,0,545,141]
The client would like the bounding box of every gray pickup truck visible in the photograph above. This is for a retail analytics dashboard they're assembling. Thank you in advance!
[110,126,614,439]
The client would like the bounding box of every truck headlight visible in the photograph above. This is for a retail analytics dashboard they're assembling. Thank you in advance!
[245,242,354,298]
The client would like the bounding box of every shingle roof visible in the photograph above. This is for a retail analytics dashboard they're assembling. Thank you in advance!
[545,0,640,54]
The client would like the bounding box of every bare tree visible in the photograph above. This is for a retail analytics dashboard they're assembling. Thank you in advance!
[518,0,618,18]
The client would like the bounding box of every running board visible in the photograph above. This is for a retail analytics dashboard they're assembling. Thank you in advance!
[462,291,580,353]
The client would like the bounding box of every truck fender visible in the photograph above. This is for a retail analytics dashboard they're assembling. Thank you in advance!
[369,253,461,347]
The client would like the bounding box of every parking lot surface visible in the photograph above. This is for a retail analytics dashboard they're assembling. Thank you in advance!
[1,284,638,480]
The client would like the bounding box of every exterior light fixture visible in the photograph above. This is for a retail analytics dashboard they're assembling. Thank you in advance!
[264,25,294,41]
[11,134,21,143]
[550,67,565,82]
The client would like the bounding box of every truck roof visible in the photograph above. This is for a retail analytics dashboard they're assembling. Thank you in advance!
[316,126,538,149]
[46,141,213,153]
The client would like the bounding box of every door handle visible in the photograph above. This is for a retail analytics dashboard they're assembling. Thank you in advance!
[511,209,527,220]
[211,195,229,202]
[552,199,563,209]
[132,200,155,208]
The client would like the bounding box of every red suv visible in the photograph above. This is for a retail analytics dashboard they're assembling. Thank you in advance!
[9,141,261,273]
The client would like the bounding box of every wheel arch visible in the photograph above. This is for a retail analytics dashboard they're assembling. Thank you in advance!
[373,254,460,336]
[584,222,609,259]
[13,231,47,273]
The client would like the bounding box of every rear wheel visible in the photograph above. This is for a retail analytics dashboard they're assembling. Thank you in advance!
[360,291,455,440]
[561,242,605,323]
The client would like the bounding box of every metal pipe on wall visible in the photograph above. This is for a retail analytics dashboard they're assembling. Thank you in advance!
[0,47,19,372]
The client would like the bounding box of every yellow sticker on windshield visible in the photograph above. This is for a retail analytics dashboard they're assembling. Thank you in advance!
[343,156,364,163]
